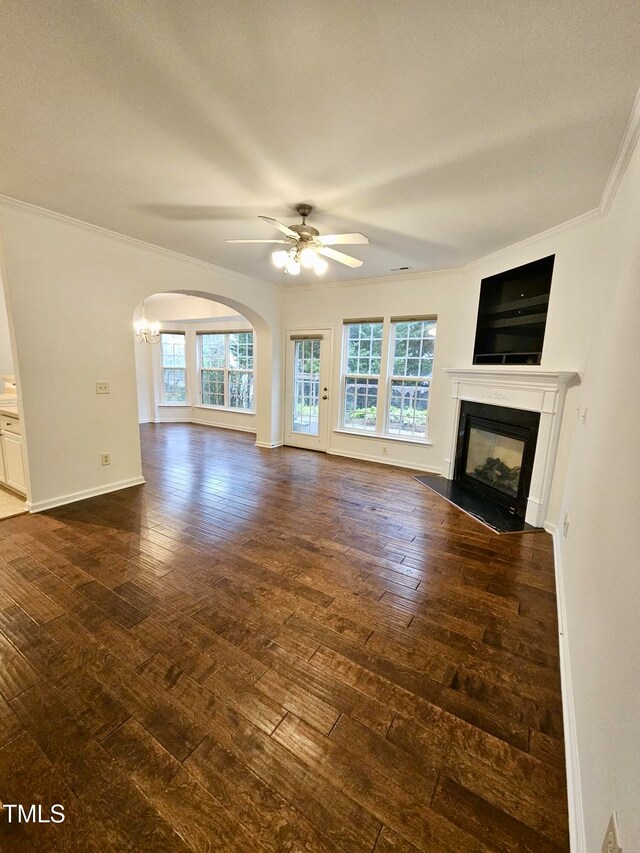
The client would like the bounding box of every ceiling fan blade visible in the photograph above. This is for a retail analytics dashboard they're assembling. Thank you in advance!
[226,239,292,243]
[317,232,369,245]
[258,215,298,239]
[317,247,364,268]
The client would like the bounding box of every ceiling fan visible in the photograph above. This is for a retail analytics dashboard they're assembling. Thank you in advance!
[226,204,369,276]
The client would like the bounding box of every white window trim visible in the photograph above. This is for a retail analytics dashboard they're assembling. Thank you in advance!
[197,331,255,412]
[340,318,436,442]
[160,331,188,405]
[333,428,432,446]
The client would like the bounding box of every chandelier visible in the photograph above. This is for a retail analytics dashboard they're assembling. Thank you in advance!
[134,306,161,344]
[272,245,328,277]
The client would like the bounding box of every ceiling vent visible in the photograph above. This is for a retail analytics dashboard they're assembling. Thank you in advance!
[390,265,413,272]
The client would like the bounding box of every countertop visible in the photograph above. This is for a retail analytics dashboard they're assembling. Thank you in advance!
[0,396,19,418]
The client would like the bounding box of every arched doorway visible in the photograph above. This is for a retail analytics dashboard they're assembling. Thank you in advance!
[132,289,282,452]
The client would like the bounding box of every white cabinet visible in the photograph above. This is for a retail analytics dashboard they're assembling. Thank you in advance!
[3,431,25,494]
[0,414,26,496]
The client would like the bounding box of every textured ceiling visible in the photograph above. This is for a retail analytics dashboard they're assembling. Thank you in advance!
[1,1,640,285]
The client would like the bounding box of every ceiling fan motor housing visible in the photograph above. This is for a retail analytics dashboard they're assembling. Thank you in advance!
[291,204,318,241]
[290,223,320,241]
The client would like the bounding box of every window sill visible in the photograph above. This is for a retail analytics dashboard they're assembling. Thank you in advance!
[194,405,255,415]
[158,404,190,408]
[333,428,432,447]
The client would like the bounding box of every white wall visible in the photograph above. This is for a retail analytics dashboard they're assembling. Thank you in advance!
[133,336,153,423]
[555,130,640,851]
[0,272,14,378]
[144,295,242,322]
[0,201,283,509]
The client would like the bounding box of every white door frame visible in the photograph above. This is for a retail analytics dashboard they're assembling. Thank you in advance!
[284,329,332,451]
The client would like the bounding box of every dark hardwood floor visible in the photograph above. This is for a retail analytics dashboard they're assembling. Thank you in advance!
[0,423,569,851]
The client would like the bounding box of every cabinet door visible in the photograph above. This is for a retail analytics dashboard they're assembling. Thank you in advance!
[0,439,6,484]
[3,431,26,494]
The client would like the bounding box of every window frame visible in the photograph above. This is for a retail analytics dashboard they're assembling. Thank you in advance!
[159,331,188,405]
[197,330,255,412]
[339,316,437,442]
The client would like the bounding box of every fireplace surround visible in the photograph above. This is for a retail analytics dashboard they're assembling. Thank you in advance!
[443,368,579,528]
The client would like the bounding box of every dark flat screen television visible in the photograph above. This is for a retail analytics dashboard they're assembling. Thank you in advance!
[473,255,555,365]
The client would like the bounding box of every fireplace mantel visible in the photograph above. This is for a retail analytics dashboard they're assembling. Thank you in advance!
[443,367,580,527]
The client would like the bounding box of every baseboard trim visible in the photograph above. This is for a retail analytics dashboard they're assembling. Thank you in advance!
[190,418,256,434]
[148,417,257,435]
[548,525,586,853]
[327,447,442,474]
[27,476,146,513]
[255,440,284,448]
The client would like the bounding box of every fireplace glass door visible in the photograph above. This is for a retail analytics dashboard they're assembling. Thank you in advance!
[464,427,525,499]
[454,403,540,520]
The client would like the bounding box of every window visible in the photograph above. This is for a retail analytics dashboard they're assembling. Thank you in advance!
[387,319,436,438]
[160,332,187,403]
[340,317,437,440]
[199,331,254,410]
[342,321,384,432]
[200,333,226,406]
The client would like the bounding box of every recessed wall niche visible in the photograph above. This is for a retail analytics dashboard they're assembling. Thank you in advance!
[473,255,555,365]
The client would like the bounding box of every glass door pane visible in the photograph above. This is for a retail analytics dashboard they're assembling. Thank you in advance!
[465,427,525,497]
[292,339,321,435]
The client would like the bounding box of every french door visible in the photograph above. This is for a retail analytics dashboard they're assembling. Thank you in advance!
[285,330,332,451]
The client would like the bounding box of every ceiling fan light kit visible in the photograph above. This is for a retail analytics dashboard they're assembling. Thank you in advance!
[227,204,369,276]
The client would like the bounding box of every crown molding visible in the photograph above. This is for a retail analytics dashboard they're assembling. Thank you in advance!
[0,195,285,294]
[288,265,459,294]
[599,84,640,215]
[292,207,603,292]
[459,207,603,274]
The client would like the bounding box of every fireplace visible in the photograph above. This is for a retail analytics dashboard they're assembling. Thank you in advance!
[438,368,578,530]
[454,401,540,520]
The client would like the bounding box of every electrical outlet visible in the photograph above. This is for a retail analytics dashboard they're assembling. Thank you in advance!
[381,446,389,456]
[96,381,110,395]
[101,453,111,466]
[602,812,622,853]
